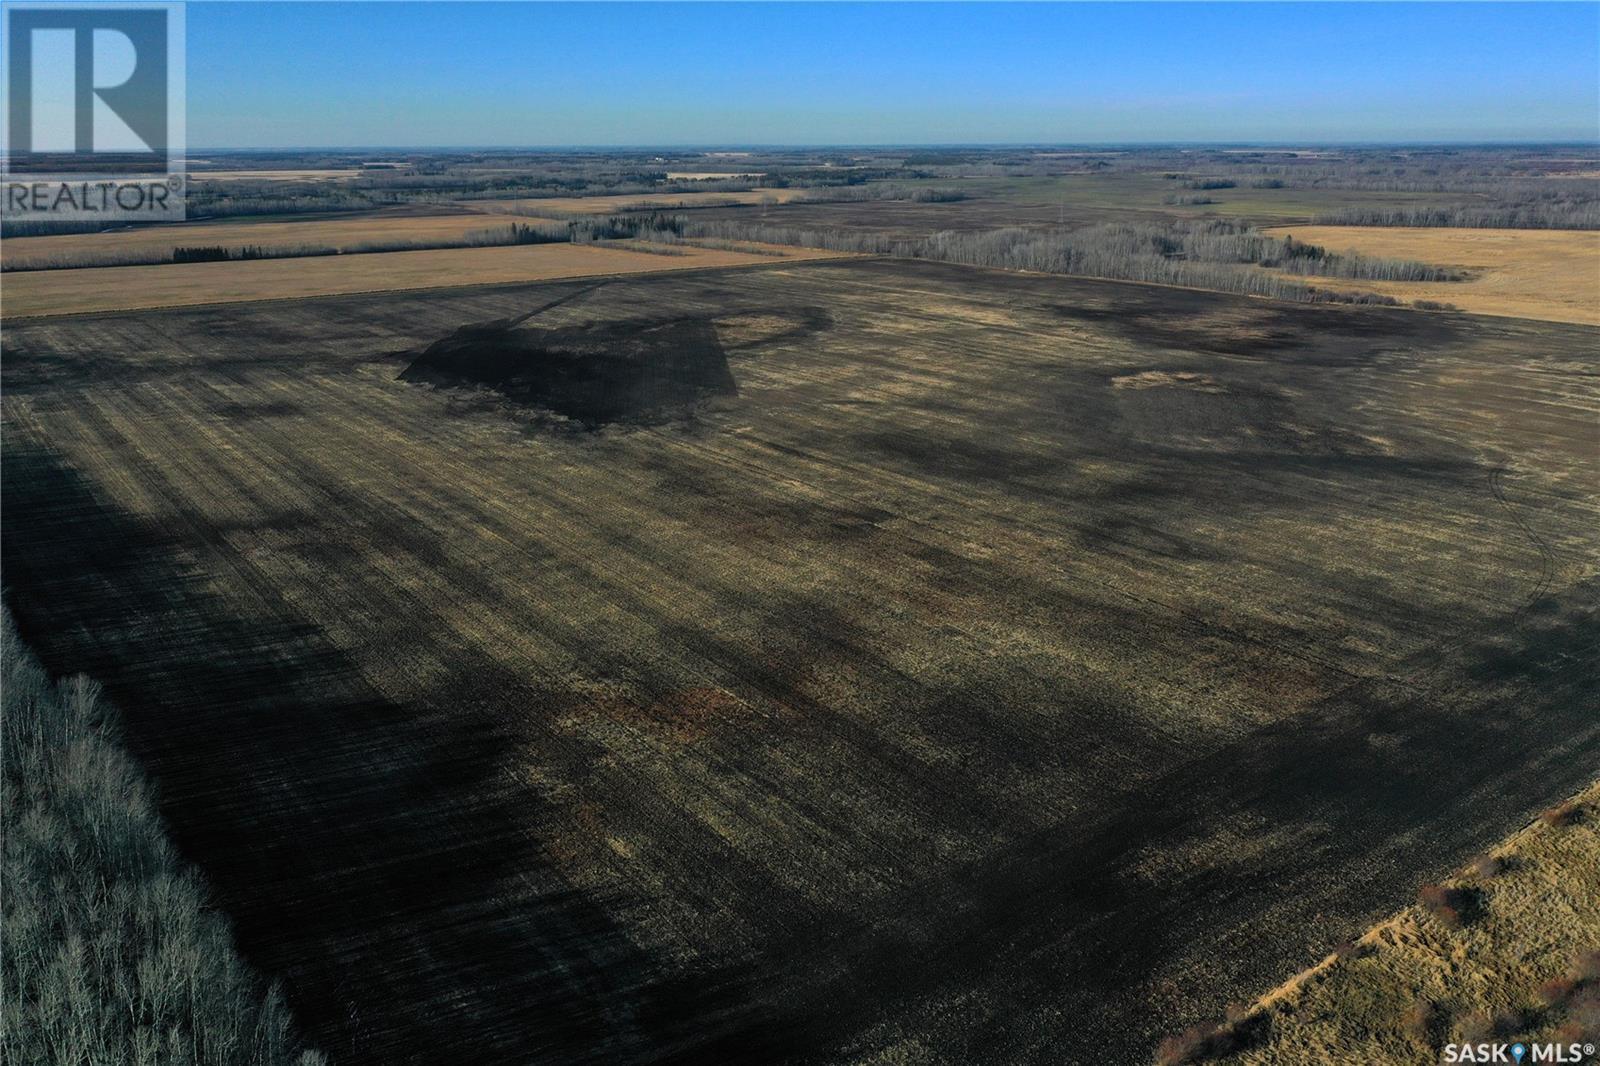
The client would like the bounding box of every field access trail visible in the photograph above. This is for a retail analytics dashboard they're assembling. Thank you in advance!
[4,259,1596,1063]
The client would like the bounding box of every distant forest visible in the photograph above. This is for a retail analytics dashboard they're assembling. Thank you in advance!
[5,144,1594,237]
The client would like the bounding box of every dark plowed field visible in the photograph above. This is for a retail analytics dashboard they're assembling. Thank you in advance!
[4,258,1596,1064]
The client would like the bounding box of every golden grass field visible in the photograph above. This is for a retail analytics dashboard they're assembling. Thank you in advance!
[1218,781,1599,1063]
[471,188,815,215]
[1,240,844,316]
[1262,226,1600,326]
[1,210,564,269]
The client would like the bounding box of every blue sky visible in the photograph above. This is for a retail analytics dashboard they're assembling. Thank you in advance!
[188,2,1600,147]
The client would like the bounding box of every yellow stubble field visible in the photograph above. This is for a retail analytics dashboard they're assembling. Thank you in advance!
[1263,225,1600,326]
[2,209,561,270]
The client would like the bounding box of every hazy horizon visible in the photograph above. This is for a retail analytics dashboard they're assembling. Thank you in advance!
[188,2,1600,148]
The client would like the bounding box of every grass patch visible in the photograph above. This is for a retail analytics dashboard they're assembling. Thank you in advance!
[1188,781,1600,1063]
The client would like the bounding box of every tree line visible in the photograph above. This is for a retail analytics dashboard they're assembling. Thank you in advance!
[1315,202,1600,229]
[657,216,1462,307]
[1,608,325,1065]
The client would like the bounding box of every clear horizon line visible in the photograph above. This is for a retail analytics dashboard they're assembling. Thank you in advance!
[180,138,1600,153]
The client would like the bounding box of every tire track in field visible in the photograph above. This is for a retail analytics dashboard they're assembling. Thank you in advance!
[1487,463,1558,631]
[1396,461,1563,696]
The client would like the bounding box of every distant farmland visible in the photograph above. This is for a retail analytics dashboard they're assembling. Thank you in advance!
[1,240,843,316]
[470,187,816,215]
[1,206,556,271]
[3,258,1596,1064]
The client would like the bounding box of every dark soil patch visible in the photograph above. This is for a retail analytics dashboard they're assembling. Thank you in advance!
[1045,289,1461,363]
[400,315,737,427]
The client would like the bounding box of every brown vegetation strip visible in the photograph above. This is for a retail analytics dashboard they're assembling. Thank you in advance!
[0,240,846,316]
[1,208,560,270]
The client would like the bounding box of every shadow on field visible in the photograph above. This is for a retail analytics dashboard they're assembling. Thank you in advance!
[1046,286,1462,361]
[683,580,1599,1064]
[400,315,738,428]
[0,444,787,1066]
[397,296,833,429]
